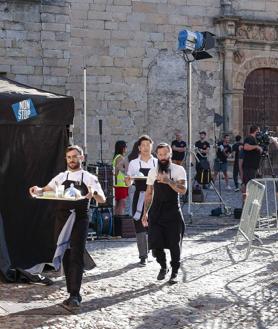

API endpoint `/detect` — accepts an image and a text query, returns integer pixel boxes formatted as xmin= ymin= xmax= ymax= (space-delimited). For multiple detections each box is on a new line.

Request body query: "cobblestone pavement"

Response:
xmin=0 ymin=182 xmax=277 ymax=329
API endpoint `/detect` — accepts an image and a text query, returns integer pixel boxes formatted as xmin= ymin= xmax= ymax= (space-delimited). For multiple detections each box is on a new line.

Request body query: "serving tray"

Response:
xmin=32 ymin=195 xmax=86 ymax=201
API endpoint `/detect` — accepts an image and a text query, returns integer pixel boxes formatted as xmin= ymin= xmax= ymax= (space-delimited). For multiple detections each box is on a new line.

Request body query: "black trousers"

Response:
xmin=233 ymin=163 xmax=239 ymax=188
xmin=55 ymin=210 xmax=89 ymax=296
xmin=153 ymin=245 xmax=181 ymax=272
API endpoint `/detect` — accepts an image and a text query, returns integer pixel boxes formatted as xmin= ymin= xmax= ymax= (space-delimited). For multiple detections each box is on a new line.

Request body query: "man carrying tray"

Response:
xmin=29 ymin=145 xmax=106 ymax=308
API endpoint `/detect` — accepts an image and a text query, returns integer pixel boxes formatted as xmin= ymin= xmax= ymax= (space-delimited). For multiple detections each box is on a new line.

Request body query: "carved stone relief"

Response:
xmin=233 ymin=49 xmax=245 ymax=64
xmin=236 ymin=24 xmax=277 ymax=42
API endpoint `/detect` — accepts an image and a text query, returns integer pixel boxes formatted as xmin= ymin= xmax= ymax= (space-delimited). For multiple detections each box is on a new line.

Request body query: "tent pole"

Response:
xmin=83 ymin=66 xmax=87 ymax=166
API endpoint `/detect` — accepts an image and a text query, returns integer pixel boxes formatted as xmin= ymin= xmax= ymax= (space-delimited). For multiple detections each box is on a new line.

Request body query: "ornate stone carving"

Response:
xmin=233 ymin=49 xmax=245 ymax=64
xmin=236 ymin=24 xmax=277 ymax=41
xmin=226 ymin=21 xmax=236 ymax=36
xmin=221 ymin=0 xmax=233 ymax=16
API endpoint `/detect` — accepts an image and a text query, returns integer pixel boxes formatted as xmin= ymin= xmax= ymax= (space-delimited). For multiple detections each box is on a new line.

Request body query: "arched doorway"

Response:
xmin=243 ymin=68 xmax=278 ymax=173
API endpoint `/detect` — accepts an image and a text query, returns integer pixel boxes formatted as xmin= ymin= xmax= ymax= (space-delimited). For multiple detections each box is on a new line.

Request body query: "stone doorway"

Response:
xmin=243 ymin=68 xmax=278 ymax=174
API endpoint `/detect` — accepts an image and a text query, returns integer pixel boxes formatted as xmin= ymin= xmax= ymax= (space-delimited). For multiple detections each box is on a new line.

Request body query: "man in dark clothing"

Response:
xmin=142 ymin=143 xmax=187 ymax=284
xmin=171 ymin=131 xmax=187 ymax=165
xmin=232 ymin=135 xmax=243 ymax=191
xmin=242 ymin=125 xmax=263 ymax=200
xmin=213 ymin=134 xmax=232 ymax=190
xmin=195 ymin=131 xmax=210 ymax=188
xmin=195 ymin=131 xmax=210 ymax=162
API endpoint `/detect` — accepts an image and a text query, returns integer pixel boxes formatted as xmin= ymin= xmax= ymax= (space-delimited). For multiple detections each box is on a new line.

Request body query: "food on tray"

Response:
xmin=43 ymin=191 xmax=56 ymax=198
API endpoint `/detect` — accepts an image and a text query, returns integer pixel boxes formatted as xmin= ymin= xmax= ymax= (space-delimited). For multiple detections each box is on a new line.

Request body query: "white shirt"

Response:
xmin=48 ymin=169 xmax=105 ymax=198
xmin=127 ymin=155 xmax=157 ymax=176
xmin=147 ymin=163 xmax=187 ymax=189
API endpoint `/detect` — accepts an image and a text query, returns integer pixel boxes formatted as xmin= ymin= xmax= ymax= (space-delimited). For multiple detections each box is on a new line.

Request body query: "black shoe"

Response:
xmin=62 ymin=297 xmax=71 ymax=306
xmin=169 ymin=271 xmax=178 ymax=285
xmin=68 ymin=296 xmax=81 ymax=308
xmin=139 ymin=258 xmax=147 ymax=266
xmin=75 ymin=293 xmax=82 ymax=303
xmin=157 ymin=268 xmax=169 ymax=280
xmin=62 ymin=294 xmax=81 ymax=307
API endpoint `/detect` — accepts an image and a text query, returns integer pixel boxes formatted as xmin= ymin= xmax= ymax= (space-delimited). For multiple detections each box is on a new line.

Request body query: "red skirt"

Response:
xmin=114 ymin=186 xmax=128 ymax=201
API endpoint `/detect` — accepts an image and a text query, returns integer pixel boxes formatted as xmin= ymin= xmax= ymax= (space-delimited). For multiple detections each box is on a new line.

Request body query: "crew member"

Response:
xmin=29 ymin=145 xmax=106 ymax=308
xmin=213 ymin=134 xmax=232 ymax=190
xmin=142 ymin=143 xmax=187 ymax=284
xmin=171 ymin=130 xmax=187 ymax=165
xmin=195 ymin=131 xmax=210 ymax=188
xmin=242 ymin=125 xmax=263 ymax=201
xmin=232 ymin=135 xmax=243 ymax=192
xmin=125 ymin=135 xmax=157 ymax=266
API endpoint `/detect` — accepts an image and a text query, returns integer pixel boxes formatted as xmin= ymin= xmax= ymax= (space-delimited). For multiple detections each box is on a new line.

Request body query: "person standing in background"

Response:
xmin=195 ymin=131 xmax=210 ymax=162
xmin=195 ymin=131 xmax=210 ymax=188
xmin=213 ymin=134 xmax=232 ymax=190
xmin=242 ymin=125 xmax=262 ymax=201
xmin=171 ymin=130 xmax=187 ymax=165
xmin=112 ymin=141 xmax=128 ymax=216
xmin=232 ymin=135 xmax=243 ymax=192
xmin=118 ymin=141 xmax=140 ymax=216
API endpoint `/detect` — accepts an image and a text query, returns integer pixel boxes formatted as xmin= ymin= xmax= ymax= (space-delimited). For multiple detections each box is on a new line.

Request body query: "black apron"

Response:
xmin=132 ymin=160 xmax=155 ymax=233
xmin=55 ymin=172 xmax=90 ymax=295
xmin=148 ymin=170 xmax=185 ymax=250
xmin=56 ymin=172 xmax=90 ymax=215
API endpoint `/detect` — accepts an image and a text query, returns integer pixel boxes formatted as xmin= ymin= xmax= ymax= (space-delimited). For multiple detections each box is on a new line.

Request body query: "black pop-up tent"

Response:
xmin=0 ymin=77 xmax=74 ymax=279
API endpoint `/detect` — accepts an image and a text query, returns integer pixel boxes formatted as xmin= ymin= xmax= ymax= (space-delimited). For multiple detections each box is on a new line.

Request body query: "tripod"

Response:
xmin=182 ymin=149 xmax=232 ymax=217
xmin=257 ymin=151 xmax=276 ymax=178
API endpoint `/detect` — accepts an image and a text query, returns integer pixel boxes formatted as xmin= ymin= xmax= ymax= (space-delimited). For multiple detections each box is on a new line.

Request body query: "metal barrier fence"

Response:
xmin=235 ymin=179 xmax=275 ymax=260
xmin=254 ymin=178 xmax=278 ymax=231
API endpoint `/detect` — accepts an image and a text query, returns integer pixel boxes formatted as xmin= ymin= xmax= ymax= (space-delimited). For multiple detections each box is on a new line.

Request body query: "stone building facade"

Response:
xmin=1 ymin=0 xmax=278 ymax=163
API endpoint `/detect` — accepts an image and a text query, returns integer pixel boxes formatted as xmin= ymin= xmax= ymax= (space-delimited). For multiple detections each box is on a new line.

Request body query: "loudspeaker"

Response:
xmin=234 ymin=208 xmax=242 ymax=219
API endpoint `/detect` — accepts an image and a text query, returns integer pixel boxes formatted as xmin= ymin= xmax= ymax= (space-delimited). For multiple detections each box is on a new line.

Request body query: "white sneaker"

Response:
xmin=234 ymin=188 xmax=240 ymax=192
xmin=226 ymin=185 xmax=232 ymax=190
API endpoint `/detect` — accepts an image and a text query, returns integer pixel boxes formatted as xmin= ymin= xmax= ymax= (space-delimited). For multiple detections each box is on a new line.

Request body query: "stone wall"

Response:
xmin=1 ymin=0 xmax=278 ymax=162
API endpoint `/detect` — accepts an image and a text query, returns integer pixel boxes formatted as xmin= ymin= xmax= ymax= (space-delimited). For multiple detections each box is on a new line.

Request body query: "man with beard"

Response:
xmin=29 ymin=145 xmax=106 ymax=308
xmin=242 ymin=125 xmax=263 ymax=201
xmin=142 ymin=143 xmax=187 ymax=284
xmin=125 ymin=135 xmax=157 ymax=266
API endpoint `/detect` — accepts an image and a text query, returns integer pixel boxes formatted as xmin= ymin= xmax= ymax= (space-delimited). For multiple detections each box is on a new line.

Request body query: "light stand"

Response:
xmin=182 ymin=53 xmax=194 ymax=219
xmin=99 ymin=119 xmax=103 ymax=164
xmin=178 ymin=29 xmax=231 ymax=220
xmin=83 ymin=66 xmax=88 ymax=167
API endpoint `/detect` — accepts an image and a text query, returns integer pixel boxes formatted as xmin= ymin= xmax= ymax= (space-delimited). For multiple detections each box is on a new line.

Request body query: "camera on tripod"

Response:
xmin=256 ymin=128 xmax=272 ymax=153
